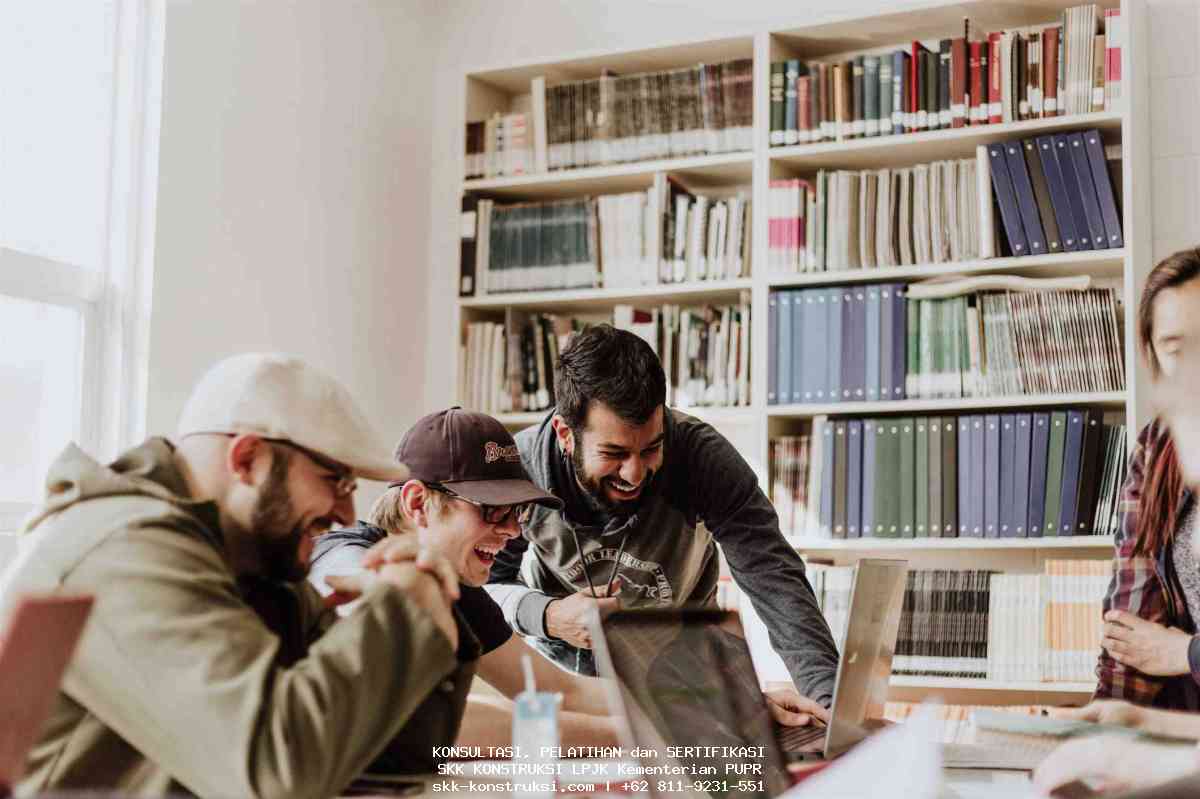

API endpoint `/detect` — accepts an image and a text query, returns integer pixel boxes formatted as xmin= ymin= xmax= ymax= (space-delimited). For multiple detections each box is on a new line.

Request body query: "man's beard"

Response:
xmin=251 ymin=450 xmax=308 ymax=583
xmin=571 ymin=440 xmax=652 ymax=515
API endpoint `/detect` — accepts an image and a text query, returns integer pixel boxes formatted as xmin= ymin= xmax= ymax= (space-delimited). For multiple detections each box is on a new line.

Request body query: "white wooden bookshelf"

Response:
xmin=450 ymin=0 xmax=1150 ymax=708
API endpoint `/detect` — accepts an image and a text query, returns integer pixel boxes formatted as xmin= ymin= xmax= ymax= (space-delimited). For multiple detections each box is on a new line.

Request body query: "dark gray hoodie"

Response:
xmin=484 ymin=409 xmax=839 ymax=705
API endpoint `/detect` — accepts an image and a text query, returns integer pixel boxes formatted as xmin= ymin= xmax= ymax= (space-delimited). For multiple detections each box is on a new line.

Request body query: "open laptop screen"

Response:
xmin=593 ymin=607 xmax=793 ymax=799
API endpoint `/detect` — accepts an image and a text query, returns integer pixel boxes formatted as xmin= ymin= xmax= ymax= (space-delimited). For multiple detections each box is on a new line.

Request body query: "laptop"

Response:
xmin=0 ymin=593 xmax=94 ymax=794
xmin=590 ymin=558 xmax=908 ymax=798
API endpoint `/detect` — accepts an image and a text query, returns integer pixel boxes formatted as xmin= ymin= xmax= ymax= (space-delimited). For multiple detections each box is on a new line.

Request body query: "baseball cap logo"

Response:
xmin=484 ymin=441 xmax=520 ymax=464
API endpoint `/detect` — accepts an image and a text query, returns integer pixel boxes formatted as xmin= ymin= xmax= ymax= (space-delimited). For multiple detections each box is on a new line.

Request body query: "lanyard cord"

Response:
xmin=570 ymin=526 xmax=631 ymax=599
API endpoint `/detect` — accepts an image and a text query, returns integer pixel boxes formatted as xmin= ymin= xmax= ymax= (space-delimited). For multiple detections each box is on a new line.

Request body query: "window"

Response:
xmin=0 ymin=1 xmax=164 ymax=531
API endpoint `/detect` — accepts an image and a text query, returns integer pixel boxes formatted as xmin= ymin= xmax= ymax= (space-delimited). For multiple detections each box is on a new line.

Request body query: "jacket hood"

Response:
xmin=22 ymin=438 xmax=212 ymax=534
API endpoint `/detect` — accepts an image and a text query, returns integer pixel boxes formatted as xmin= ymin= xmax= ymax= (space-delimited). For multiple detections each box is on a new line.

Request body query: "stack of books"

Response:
xmin=464 ymin=112 xmax=531 ymax=179
xmin=768 ymin=4 xmax=1122 ymax=145
xmin=767 ymin=280 xmax=1124 ymax=405
xmin=769 ymin=411 xmax=1127 ymax=539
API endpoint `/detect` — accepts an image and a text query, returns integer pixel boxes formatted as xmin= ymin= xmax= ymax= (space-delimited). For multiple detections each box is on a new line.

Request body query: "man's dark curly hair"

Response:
xmin=554 ymin=324 xmax=666 ymax=430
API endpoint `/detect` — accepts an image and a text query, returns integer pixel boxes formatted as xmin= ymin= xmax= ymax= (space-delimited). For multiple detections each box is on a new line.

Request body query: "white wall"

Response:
xmin=149 ymin=1 xmax=442 ymax=509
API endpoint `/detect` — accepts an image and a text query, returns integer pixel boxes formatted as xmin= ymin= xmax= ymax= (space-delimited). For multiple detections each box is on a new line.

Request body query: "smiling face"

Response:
xmin=557 ymin=402 xmax=665 ymax=512
xmin=403 ymin=482 xmax=522 ymax=587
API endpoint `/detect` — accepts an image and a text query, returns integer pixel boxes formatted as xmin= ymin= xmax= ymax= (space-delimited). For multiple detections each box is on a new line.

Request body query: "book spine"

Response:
xmin=769 ymin=63 xmax=785 ymax=146
xmin=852 ymin=56 xmax=866 ymax=138
xmin=784 ymin=60 xmax=800 ymax=146
xmin=864 ymin=56 xmax=880 ymax=137
xmin=951 ymin=37 xmax=967 ymax=128
xmin=938 ymin=39 xmax=952 ymax=128
xmin=987 ymin=32 xmax=1002 ymax=123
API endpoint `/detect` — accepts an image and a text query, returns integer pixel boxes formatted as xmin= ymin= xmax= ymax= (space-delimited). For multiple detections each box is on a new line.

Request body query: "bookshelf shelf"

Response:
xmin=787 ymin=535 xmax=1114 ymax=551
xmin=463 ymin=151 xmax=754 ymax=200
xmin=769 ymin=111 xmax=1123 ymax=171
xmin=768 ymin=392 xmax=1127 ymax=418
xmin=460 ymin=278 xmax=753 ymax=312
xmin=767 ymin=250 xmax=1126 ymax=289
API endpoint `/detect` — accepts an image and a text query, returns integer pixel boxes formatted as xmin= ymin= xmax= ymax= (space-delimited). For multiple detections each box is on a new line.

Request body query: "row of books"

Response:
xmin=767 ymin=158 xmax=983 ymax=274
xmin=768 ymin=410 xmax=1127 ymax=540
xmin=768 ymin=5 xmax=1122 ymax=145
xmin=767 ymin=128 xmax=1121 ymax=277
xmin=767 ymin=281 xmax=1124 ymax=405
xmin=809 ymin=562 xmax=1110 ymax=683
xmin=463 ymin=60 xmax=755 ymax=179
xmin=458 ymin=182 xmax=750 ymax=296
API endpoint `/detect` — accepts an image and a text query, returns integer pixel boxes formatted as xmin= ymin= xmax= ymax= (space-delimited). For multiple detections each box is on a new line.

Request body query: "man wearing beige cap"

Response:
xmin=1 ymin=353 xmax=472 ymax=798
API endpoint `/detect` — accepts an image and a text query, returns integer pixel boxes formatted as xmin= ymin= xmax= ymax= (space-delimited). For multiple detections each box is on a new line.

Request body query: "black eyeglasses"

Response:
xmin=425 ymin=483 xmax=534 ymax=526
xmin=265 ymin=438 xmax=357 ymax=498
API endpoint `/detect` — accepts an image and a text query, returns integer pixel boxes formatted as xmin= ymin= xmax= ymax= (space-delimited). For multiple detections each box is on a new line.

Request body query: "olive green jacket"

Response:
xmin=5 ymin=438 xmax=473 ymax=798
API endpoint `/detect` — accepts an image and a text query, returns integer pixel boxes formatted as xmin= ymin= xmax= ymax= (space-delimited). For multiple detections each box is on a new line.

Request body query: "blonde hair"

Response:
xmin=369 ymin=482 xmax=445 ymax=535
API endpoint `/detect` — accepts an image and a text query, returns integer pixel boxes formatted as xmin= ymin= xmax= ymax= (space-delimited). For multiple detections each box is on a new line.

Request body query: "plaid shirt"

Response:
xmin=1095 ymin=419 xmax=1200 ymax=709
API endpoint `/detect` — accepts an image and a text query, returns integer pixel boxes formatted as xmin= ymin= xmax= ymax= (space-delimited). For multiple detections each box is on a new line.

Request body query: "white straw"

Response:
xmin=522 ymin=653 xmax=536 ymax=694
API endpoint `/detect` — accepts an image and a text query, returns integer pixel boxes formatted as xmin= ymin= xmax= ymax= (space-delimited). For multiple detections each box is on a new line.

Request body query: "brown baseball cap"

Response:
xmin=393 ymin=407 xmax=562 ymax=510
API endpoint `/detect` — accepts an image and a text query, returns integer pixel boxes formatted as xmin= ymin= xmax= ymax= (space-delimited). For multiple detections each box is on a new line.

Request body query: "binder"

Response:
xmin=1022 ymin=138 xmax=1063 ymax=253
xmin=891 ymin=285 xmax=907 ymax=400
xmin=987 ymin=144 xmax=1029 ymax=256
xmin=1013 ymin=413 xmax=1033 ymax=537
xmin=778 ymin=291 xmax=794 ymax=406
xmin=1073 ymin=408 xmax=1105 ymax=533
xmin=767 ymin=292 xmax=780 ymax=404
xmin=1028 ymin=412 xmax=1051 ymax=537
xmin=839 ymin=287 xmax=856 ymax=401
xmin=984 ymin=414 xmax=1001 ymax=537
xmin=1083 ymin=129 xmax=1125 ymax=248
xmin=820 ymin=420 xmax=836 ymax=536
xmin=926 ymin=416 xmax=941 ymax=538
xmin=866 ymin=285 xmax=882 ymax=401
xmin=1003 ymin=141 xmax=1047 ymax=255
xmin=999 ymin=414 xmax=1018 ymax=537
xmin=847 ymin=420 xmax=864 ymax=537
xmin=833 ymin=420 xmax=848 ymax=538
xmin=880 ymin=284 xmax=895 ymax=404
xmin=970 ymin=415 xmax=986 ymax=537
xmin=1053 ymin=134 xmax=1095 ymax=250
xmin=899 ymin=418 xmax=916 ymax=537
xmin=1035 ymin=135 xmax=1082 ymax=251
xmin=827 ymin=289 xmax=843 ymax=404
xmin=862 ymin=418 xmax=878 ymax=538
xmin=1056 ymin=409 xmax=1087 ymax=536
xmin=877 ymin=419 xmax=900 ymax=536
xmin=941 ymin=418 xmax=958 ymax=537
xmin=1043 ymin=411 xmax=1068 ymax=536
xmin=848 ymin=287 xmax=868 ymax=401
xmin=957 ymin=416 xmax=973 ymax=536
xmin=802 ymin=290 xmax=826 ymax=402
xmin=1066 ymin=132 xmax=1110 ymax=251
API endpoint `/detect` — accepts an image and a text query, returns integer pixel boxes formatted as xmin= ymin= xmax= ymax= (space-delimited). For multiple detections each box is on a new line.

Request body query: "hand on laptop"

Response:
xmin=545 ymin=579 xmax=621 ymax=648
xmin=1033 ymin=735 xmax=1198 ymax=796
xmin=763 ymin=686 xmax=830 ymax=727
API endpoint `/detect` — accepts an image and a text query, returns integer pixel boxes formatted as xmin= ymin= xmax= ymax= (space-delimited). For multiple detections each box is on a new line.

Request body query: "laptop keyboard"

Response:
xmin=777 ymin=722 xmax=826 ymax=752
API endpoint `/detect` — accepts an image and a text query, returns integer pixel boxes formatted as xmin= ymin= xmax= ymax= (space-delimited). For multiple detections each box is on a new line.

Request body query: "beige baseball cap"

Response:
xmin=176 ymin=353 xmax=408 ymax=482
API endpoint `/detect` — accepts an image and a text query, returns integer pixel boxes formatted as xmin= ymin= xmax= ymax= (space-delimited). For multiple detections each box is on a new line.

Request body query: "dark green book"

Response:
xmin=928 ymin=416 xmax=943 ymax=538
xmin=915 ymin=418 xmax=930 ymax=537
xmin=899 ymin=417 xmax=916 ymax=537
xmin=833 ymin=420 xmax=848 ymax=538
xmin=941 ymin=418 xmax=958 ymax=537
xmin=1043 ymin=411 xmax=1069 ymax=536
xmin=875 ymin=419 xmax=900 ymax=537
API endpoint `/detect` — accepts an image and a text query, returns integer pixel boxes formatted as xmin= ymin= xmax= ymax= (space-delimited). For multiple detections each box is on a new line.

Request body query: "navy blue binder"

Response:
xmin=988 ymin=144 xmax=1029 ymax=256
xmin=1083 ymin=129 xmax=1124 ymax=249
xmin=847 ymin=420 xmax=863 ymax=538
xmin=768 ymin=292 xmax=780 ymax=405
xmin=984 ymin=414 xmax=1000 ymax=537
xmin=802 ymin=290 xmax=825 ymax=403
xmin=1066 ymin=132 xmax=1110 ymax=252
xmin=777 ymin=291 xmax=793 ymax=407
xmin=1013 ymin=413 xmax=1033 ymax=537
xmin=862 ymin=418 xmax=877 ymax=538
xmin=999 ymin=414 xmax=1017 ymax=537
xmin=1057 ymin=409 xmax=1087 ymax=536
xmin=827 ymin=289 xmax=843 ymax=404
xmin=891 ymin=285 xmax=907 ymax=400
xmin=820 ymin=419 xmax=835 ymax=536
xmin=840 ymin=287 xmax=856 ymax=402
xmin=1035 ymin=135 xmax=1083 ymax=252
xmin=1003 ymin=142 xmax=1047 ymax=255
xmin=1073 ymin=408 xmax=1105 ymax=533
xmin=866 ymin=285 xmax=882 ymax=401
xmin=957 ymin=415 xmax=972 ymax=536
xmin=1053 ymin=133 xmax=1095 ymax=250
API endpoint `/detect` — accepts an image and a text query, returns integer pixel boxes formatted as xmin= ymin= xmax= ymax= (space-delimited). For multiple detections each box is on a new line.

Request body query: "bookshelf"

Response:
xmin=451 ymin=0 xmax=1149 ymax=706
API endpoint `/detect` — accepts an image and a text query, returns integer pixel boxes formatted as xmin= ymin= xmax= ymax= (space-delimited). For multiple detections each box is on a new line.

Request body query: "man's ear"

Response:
xmin=550 ymin=414 xmax=575 ymax=456
xmin=226 ymin=434 xmax=270 ymax=487
xmin=399 ymin=480 xmax=429 ymax=527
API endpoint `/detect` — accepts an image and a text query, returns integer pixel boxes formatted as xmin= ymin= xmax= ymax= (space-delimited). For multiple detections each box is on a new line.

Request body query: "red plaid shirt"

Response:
xmin=1095 ymin=419 xmax=1200 ymax=709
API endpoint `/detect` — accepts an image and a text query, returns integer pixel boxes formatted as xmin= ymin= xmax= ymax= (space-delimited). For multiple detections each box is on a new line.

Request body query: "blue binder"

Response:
xmin=984 ymin=414 xmax=1000 ymax=537
xmin=1027 ymin=412 xmax=1051 ymax=537
xmin=768 ymin=292 xmax=779 ymax=405
xmin=891 ymin=285 xmax=907 ymax=400
xmin=827 ymin=289 xmax=843 ymax=404
xmin=866 ymin=285 xmax=882 ymax=401
xmin=849 ymin=287 xmax=868 ymax=401
xmin=777 ymin=291 xmax=793 ymax=407
xmin=957 ymin=415 xmax=972 ymax=536
xmin=820 ymin=419 xmax=836 ymax=536
xmin=999 ymin=414 xmax=1018 ymax=537
xmin=840 ymin=287 xmax=855 ymax=401
xmin=847 ymin=420 xmax=863 ymax=538
xmin=1083 ymin=129 xmax=1124 ymax=249
xmin=1057 ymin=409 xmax=1086 ymax=536
xmin=988 ymin=144 xmax=1029 ymax=257
xmin=802 ymin=290 xmax=825 ymax=403
xmin=970 ymin=415 xmax=986 ymax=537
xmin=1013 ymin=413 xmax=1033 ymax=537
xmin=862 ymin=418 xmax=878 ymax=538
xmin=1003 ymin=142 xmax=1047 ymax=255
xmin=1053 ymin=133 xmax=1095 ymax=250
xmin=1035 ymin=135 xmax=1083 ymax=252
xmin=1066 ymin=132 xmax=1110 ymax=252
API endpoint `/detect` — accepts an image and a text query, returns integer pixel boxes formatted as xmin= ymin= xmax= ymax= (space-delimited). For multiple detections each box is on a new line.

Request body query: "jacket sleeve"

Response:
xmin=485 ymin=533 xmax=555 ymax=639
xmin=60 ymin=522 xmax=458 ymax=799
xmin=1095 ymin=421 xmax=1169 ymax=705
xmin=679 ymin=421 xmax=840 ymax=706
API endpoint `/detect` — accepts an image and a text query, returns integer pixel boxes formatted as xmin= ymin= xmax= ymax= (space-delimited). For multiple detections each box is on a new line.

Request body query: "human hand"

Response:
xmin=1102 ymin=610 xmax=1193 ymax=676
xmin=360 ymin=534 xmax=460 ymax=602
xmin=1033 ymin=735 xmax=1197 ymax=795
xmin=763 ymin=687 xmax=830 ymax=727
xmin=545 ymin=580 xmax=621 ymax=649
xmin=1050 ymin=700 xmax=1144 ymax=730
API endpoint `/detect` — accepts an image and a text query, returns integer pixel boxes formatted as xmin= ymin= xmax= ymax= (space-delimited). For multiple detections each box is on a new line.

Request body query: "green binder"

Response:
xmin=1043 ymin=411 xmax=1068 ymax=536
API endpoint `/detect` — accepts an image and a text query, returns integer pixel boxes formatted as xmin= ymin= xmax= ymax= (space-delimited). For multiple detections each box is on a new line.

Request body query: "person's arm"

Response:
xmin=62 ymin=524 xmax=458 ymax=799
xmin=1056 ymin=699 xmax=1200 ymax=740
xmin=478 ymin=634 xmax=610 ymax=715
xmin=1095 ymin=421 xmax=1171 ymax=705
xmin=1033 ymin=735 xmax=1200 ymax=795
xmin=676 ymin=419 xmax=839 ymax=706
xmin=455 ymin=693 xmax=619 ymax=749
xmin=485 ymin=533 xmax=562 ymax=640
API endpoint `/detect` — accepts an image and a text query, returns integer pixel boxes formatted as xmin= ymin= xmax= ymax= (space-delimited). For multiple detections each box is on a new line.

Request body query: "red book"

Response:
xmin=797 ymin=75 xmax=812 ymax=142
xmin=968 ymin=40 xmax=983 ymax=125
xmin=987 ymin=32 xmax=1003 ymax=123
xmin=951 ymin=37 xmax=967 ymax=128
xmin=1043 ymin=25 xmax=1061 ymax=116
xmin=910 ymin=40 xmax=932 ymax=132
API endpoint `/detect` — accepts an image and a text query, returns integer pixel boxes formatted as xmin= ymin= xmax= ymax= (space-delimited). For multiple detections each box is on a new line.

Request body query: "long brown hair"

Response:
xmin=1133 ymin=248 xmax=1200 ymax=556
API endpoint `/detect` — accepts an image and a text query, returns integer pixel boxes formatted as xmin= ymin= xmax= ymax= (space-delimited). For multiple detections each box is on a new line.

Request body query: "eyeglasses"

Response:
xmin=425 ymin=483 xmax=534 ymax=526
xmin=265 ymin=439 xmax=358 ymax=498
